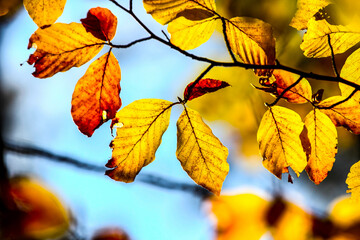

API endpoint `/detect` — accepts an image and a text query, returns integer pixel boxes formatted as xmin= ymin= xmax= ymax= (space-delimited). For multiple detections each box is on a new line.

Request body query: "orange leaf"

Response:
xmin=184 ymin=78 xmax=230 ymax=101
xmin=27 ymin=22 xmax=104 ymax=78
xmin=81 ymin=7 xmax=117 ymax=41
xmin=319 ymin=96 xmax=360 ymax=134
xmin=71 ymin=51 xmax=121 ymax=137
xmin=273 ymin=70 xmax=312 ymax=104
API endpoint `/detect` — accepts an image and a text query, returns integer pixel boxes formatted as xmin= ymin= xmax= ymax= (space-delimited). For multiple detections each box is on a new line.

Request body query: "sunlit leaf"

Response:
xmin=319 ymin=96 xmax=360 ymax=134
xmin=27 ymin=22 xmax=104 ymax=78
xmin=143 ymin=0 xmax=216 ymax=25
xmin=184 ymin=78 xmax=230 ymax=101
xmin=346 ymin=161 xmax=360 ymax=202
xmin=339 ymin=48 xmax=360 ymax=101
xmin=225 ymin=17 xmax=275 ymax=76
xmin=272 ymin=70 xmax=312 ymax=104
xmin=168 ymin=14 xmax=218 ymax=50
xmin=304 ymin=109 xmax=338 ymax=184
xmin=290 ymin=0 xmax=332 ymax=30
xmin=81 ymin=7 xmax=117 ymax=41
xmin=176 ymin=107 xmax=229 ymax=195
xmin=209 ymin=193 xmax=269 ymax=240
xmin=71 ymin=51 xmax=121 ymax=137
xmin=23 ymin=0 xmax=66 ymax=28
xmin=106 ymin=99 xmax=172 ymax=183
xmin=9 ymin=177 xmax=69 ymax=239
xmin=301 ymin=18 xmax=360 ymax=58
xmin=257 ymin=106 xmax=307 ymax=178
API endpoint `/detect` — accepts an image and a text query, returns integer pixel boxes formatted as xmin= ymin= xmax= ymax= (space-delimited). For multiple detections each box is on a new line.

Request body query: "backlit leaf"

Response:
xmin=290 ymin=0 xmax=332 ymax=30
xmin=346 ymin=161 xmax=360 ymax=202
xmin=27 ymin=22 xmax=104 ymax=78
xmin=301 ymin=18 xmax=360 ymax=58
xmin=24 ymin=0 xmax=66 ymax=28
xmin=273 ymin=70 xmax=312 ymax=104
xmin=319 ymin=96 xmax=360 ymax=134
xmin=81 ymin=7 xmax=117 ymax=41
xmin=209 ymin=193 xmax=269 ymax=240
xmin=168 ymin=14 xmax=218 ymax=50
xmin=257 ymin=106 xmax=307 ymax=178
xmin=225 ymin=17 xmax=275 ymax=76
xmin=176 ymin=107 xmax=229 ymax=195
xmin=304 ymin=109 xmax=338 ymax=184
xmin=339 ymin=48 xmax=360 ymax=101
xmin=143 ymin=0 xmax=216 ymax=25
xmin=106 ymin=99 xmax=172 ymax=183
xmin=71 ymin=51 xmax=121 ymax=137
xmin=9 ymin=177 xmax=69 ymax=239
xmin=184 ymin=78 xmax=230 ymax=101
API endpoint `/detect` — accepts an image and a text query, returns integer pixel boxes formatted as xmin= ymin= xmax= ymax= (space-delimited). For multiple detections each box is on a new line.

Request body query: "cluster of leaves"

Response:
xmin=23 ymin=0 xmax=360 ymax=199
xmin=209 ymin=192 xmax=360 ymax=240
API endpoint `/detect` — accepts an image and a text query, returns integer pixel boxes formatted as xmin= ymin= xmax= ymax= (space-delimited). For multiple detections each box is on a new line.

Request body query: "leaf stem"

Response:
xmin=327 ymin=35 xmax=340 ymax=78
xmin=316 ymin=89 xmax=358 ymax=109
xmin=266 ymin=76 xmax=303 ymax=107
xmin=221 ymin=17 xmax=238 ymax=63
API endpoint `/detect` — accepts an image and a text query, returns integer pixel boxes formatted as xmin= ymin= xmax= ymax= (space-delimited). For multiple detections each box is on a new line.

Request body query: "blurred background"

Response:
xmin=1 ymin=0 xmax=360 ymax=239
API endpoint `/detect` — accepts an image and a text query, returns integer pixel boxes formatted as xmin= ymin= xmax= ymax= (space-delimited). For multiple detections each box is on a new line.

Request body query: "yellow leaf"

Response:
xmin=339 ymin=48 xmax=360 ymax=101
xmin=346 ymin=160 xmax=360 ymax=202
xmin=225 ymin=17 xmax=275 ymax=76
xmin=9 ymin=177 xmax=69 ymax=239
xmin=289 ymin=0 xmax=332 ymax=30
xmin=304 ymin=109 xmax=338 ymax=184
xmin=319 ymin=96 xmax=360 ymax=134
xmin=71 ymin=51 xmax=121 ymax=137
xmin=106 ymin=99 xmax=172 ymax=183
xmin=24 ymin=0 xmax=66 ymax=27
xmin=27 ymin=22 xmax=104 ymax=78
xmin=168 ymin=14 xmax=218 ymax=50
xmin=143 ymin=0 xmax=216 ymax=25
xmin=257 ymin=106 xmax=307 ymax=178
xmin=300 ymin=18 xmax=360 ymax=58
xmin=272 ymin=70 xmax=312 ymax=104
xmin=209 ymin=193 xmax=269 ymax=240
xmin=176 ymin=107 xmax=229 ymax=195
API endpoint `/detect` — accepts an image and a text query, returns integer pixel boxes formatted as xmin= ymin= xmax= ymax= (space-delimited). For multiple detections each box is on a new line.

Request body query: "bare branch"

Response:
xmin=3 ymin=141 xmax=211 ymax=198
xmin=108 ymin=36 xmax=152 ymax=48
xmin=316 ymin=89 xmax=358 ymax=109
xmin=327 ymin=35 xmax=340 ymax=78
xmin=266 ymin=76 xmax=303 ymax=107
xmin=221 ymin=17 xmax=237 ymax=63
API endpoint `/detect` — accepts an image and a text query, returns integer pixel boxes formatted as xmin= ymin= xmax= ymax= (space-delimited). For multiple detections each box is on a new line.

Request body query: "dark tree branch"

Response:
xmin=221 ymin=17 xmax=237 ymax=63
xmin=266 ymin=76 xmax=303 ymax=107
xmin=316 ymin=89 xmax=358 ymax=109
xmin=3 ymin=141 xmax=211 ymax=198
xmin=108 ymin=36 xmax=152 ymax=48
xmin=327 ymin=35 xmax=340 ymax=78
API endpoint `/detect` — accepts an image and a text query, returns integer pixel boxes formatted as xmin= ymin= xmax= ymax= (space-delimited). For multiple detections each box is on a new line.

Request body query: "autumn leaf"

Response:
xmin=23 ymin=0 xmax=66 ymax=28
xmin=81 ymin=7 xmax=117 ymax=41
xmin=290 ymin=0 xmax=332 ymax=30
xmin=27 ymin=22 xmax=104 ymax=78
xmin=176 ymin=107 xmax=229 ymax=195
xmin=71 ymin=51 xmax=121 ymax=137
xmin=106 ymin=99 xmax=173 ymax=183
xmin=143 ymin=0 xmax=216 ymax=25
xmin=272 ymin=70 xmax=312 ymax=104
xmin=9 ymin=177 xmax=69 ymax=239
xmin=304 ymin=109 xmax=338 ymax=184
xmin=209 ymin=193 xmax=269 ymax=240
xmin=319 ymin=96 xmax=360 ymax=134
xmin=168 ymin=13 xmax=218 ymax=50
xmin=257 ymin=106 xmax=307 ymax=178
xmin=339 ymin=48 xmax=360 ymax=101
xmin=346 ymin=161 xmax=360 ymax=202
xmin=300 ymin=18 xmax=360 ymax=58
xmin=225 ymin=17 xmax=275 ymax=76
xmin=184 ymin=78 xmax=230 ymax=101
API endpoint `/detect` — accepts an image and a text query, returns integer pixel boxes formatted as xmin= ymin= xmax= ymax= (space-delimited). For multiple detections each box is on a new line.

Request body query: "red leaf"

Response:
xmin=184 ymin=78 xmax=230 ymax=101
xmin=81 ymin=7 xmax=117 ymax=41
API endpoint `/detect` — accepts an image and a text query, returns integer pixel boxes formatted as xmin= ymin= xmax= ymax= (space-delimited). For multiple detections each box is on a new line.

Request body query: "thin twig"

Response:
xmin=327 ymin=35 xmax=340 ymax=78
xmin=108 ymin=36 xmax=152 ymax=48
xmin=316 ymin=89 xmax=358 ymax=109
xmin=266 ymin=76 xmax=303 ymax=107
xmin=3 ymin=141 xmax=210 ymax=197
xmin=221 ymin=17 xmax=237 ymax=63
